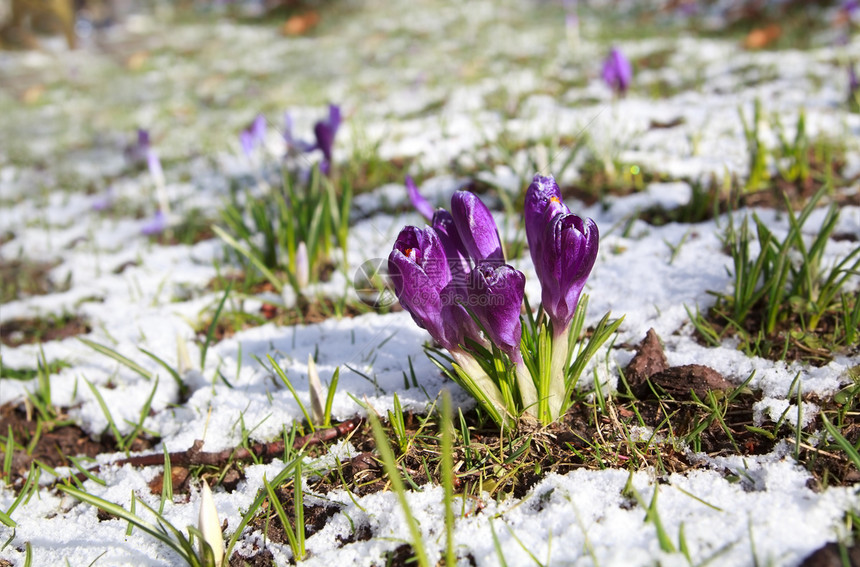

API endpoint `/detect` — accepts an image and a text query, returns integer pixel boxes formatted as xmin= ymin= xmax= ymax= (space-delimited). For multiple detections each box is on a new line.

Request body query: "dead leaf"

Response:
xmin=647 ymin=364 xmax=733 ymax=400
xmin=282 ymin=11 xmax=320 ymax=36
xmin=743 ymin=23 xmax=781 ymax=50
xmin=625 ymin=328 xmax=669 ymax=396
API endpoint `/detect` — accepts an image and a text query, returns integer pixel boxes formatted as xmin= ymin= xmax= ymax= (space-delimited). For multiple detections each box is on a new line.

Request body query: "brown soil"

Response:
xmin=0 ymin=257 xmax=67 ymax=303
xmin=0 ymin=314 xmax=91 ymax=347
xmin=0 ymin=402 xmax=154 ymax=488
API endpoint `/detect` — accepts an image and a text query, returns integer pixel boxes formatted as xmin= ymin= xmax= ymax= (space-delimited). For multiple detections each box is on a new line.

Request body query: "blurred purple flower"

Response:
xmin=283 ymin=112 xmax=316 ymax=154
xmin=602 ymin=47 xmax=633 ymax=96
xmin=141 ymin=210 xmax=167 ymax=236
xmin=91 ymin=187 xmax=114 ymax=211
xmin=239 ymin=114 xmax=267 ymax=159
xmin=406 ymin=176 xmax=434 ymax=220
xmin=282 ymin=104 xmax=341 ymax=175
xmin=124 ymin=128 xmax=151 ymax=166
xmin=313 ymin=104 xmax=341 ymax=175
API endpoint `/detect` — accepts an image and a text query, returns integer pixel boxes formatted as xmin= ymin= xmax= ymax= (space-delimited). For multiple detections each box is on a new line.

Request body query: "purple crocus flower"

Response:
xmin=313 ymin=104 xmax=341 ymax=175
xmin=540 ymin=213 xmax=599 ymax=333
xmin=283 ymin=112 xmax=316 ymax=154
xmin=406 ymin=176 xmax=434 ymax=220
xmin=388 ymin=226 xmax=457 ymax=349
xmin=602 ymin=47 xmax=633 ymax=96
xmin=524 ymin=175 xmax=569 ymax=271
xmin=282 ymin=105 xmax=341 ymax=175
xmin=141 ymin=210 xmax=167 ymax=236
xmin=124 ymin=128 xmax=151 ymax=166
xmin=240 ymin=114 xmax=267 ymax=159
xmin=468 ymin=262 xmax=525 ymax=362
xmin=525 ymin=174 xmax=598 ymax=334
xmin=450 ymin=191 xmax=504 ymax=264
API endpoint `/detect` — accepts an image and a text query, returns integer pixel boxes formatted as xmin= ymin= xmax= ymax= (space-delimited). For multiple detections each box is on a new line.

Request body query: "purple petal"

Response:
xmin=388 ymin=225 xmax=456 ymax=348
xmin=602 ymin=47 xmax=632 ymax=95
xmin=431 ymin=209 xmax=471 ymax=284
xmin=239 ymin=130 xmax=255 ymax=159
xmin=391 ymin=226 xmax=451 ymax=295
xmin=137 ymin=129 xmax=150 ymax=150
xmin=539 ymin=213 xmax=599 ymax=332
xmin=524 ymin=175 xmax=569 ymax=270
xmin=406 ymin=176 xmax=434 ymax=220
xmin=141 ymin=210 xmax=167 ymax=236
xmin=468 ymin=262 xmax=525 ymax=361
xmin=450 ymin=191 xmax=504 ymax=264
xmin=251 ymin=114 xmax=267 ymax=145
xmin=313 ymin=104 xmax=341 ymax=166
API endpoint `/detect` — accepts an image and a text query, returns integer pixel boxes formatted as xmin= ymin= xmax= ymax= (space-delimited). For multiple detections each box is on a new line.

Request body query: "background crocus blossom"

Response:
xmin=282 ymin=104 xmax=341 ymax=175
xmin=124 ymin=128 xmax=151 ymax=167
xmin=239 ymin=114 xmax=267 ymax=159
xmin=602 ymin=47 xmax=633 ymax=95
xmin=313 ymin=104 xmax=341 ymax=175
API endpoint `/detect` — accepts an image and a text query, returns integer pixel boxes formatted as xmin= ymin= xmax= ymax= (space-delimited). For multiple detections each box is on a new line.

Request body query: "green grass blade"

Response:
xmin=201 ymin=281 xmax=233 ymax=370
xmin=368 ymin=411 xmax=429 ymax=567
xmin=79 ymin=338 xmax=152 ymax=381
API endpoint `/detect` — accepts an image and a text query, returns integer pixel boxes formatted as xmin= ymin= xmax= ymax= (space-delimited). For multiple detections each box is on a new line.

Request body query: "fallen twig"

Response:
xmin=55 ymin=417 xmax=362 ymax=486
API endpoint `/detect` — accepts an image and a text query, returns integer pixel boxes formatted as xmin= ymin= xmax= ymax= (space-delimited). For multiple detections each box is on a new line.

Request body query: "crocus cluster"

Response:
xmin=284 ymin=104 xmax=341 ymax=175
xmin=391 ymin=174 xmax=603 ymax=425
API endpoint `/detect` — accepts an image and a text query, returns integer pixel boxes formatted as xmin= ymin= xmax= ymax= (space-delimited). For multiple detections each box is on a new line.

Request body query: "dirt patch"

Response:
xmin=0 ymin=402 xmax=154 ymax=488
xmin=0 ymin=257 xmax=68 ymax=303
xmin=0 ymin=314 xmax=91 ymax=347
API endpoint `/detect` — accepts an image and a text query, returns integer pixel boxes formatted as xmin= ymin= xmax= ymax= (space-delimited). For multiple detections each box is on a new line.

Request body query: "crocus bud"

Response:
xmin=388 ymin=226 xmax=454 ymax=348
xmin=198 ymin=482 xmax=224 ymax=567
xmin=468 ymin=262 xmax=525 ymax=362
xmin=450 ymin=191 xmax=504 ymax=264
xmin=538 ymin=213 xmax=599 ymax=334
xmin=524 ymin=175 xmax=570 ymax=275
xmin=313 ymin=104 xmax=341 ymax=175
xmin=602 ymin=47 xmax=632 ymax=96
xmin=295 ymin=241 xmax=309 ymax=290
xmin=406 ymin=176 xmax=434 ymax=220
